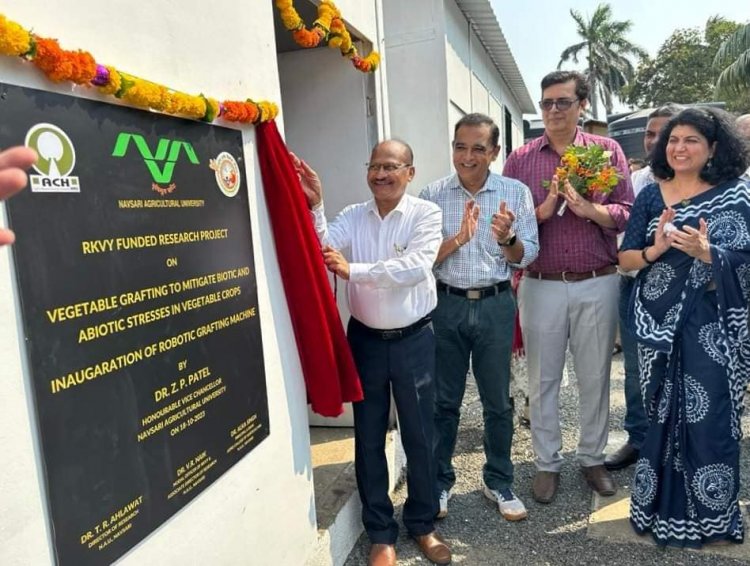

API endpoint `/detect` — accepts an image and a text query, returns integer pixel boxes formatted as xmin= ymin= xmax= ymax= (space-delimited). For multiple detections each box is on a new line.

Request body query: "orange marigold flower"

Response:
xmin=33 ymin=37 xmax=96 ymax=84
xmin=222 ymin=100 xmax=259 ymax=123
xmin=292 ymin=27 xmax=323 ymax=48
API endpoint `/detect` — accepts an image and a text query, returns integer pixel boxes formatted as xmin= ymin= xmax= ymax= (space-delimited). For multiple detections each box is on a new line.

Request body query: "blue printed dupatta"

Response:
xmin=623 ymin=178 xmax=750 ymax=547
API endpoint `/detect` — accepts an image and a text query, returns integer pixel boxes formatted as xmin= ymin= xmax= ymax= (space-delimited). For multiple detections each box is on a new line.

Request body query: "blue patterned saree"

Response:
xmin=621 ymin=178 xmax=750 ymax=547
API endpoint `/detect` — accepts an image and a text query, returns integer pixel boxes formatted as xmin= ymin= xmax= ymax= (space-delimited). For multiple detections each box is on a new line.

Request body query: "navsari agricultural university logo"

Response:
xmin=111 ymin=133 xmax=200 ymax=195
xmin=25 ymin=123 xmax=80 ymax=193
xmin=209 ymin=152 xmax=241 ymax=197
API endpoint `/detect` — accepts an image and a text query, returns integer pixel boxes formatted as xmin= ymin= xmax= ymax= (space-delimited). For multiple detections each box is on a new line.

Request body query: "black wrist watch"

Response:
xmin=499 ymin=233 xmax=517 ymax=247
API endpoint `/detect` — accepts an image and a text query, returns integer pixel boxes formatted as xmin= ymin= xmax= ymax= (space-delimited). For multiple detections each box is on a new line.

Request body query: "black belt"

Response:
xmin=437 ymin=281 xmax=510 ymax=300
xmin=525 ymin=265 xmax=617 ymax=283
xmin=351 ymin=316 xmax=431 ymax=341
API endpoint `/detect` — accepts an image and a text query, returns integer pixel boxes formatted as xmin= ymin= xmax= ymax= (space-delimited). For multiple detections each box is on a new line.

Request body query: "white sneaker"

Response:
xmin=436 ymin=489 xmax=451 ymax=519
xmin=483 ymin=485 xmax=528 ymax=521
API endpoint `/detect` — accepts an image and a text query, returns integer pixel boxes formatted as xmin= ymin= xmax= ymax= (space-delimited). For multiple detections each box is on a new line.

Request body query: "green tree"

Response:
xmin=558 ymin=3 xmax=647 ymax=118
xmin=714 ymin=23 xmax=750 ymax=95
xmin=626 ymin=17 xmax=750 ymax=113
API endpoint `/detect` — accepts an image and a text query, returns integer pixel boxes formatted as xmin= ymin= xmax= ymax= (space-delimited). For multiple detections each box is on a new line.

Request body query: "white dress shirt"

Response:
xmin=618 ymin=166 xmax=657 ymax=277
xmin=631 ymin=165 xmax=655 ymax=197
xmin=312 ymin=194 xmax=442 ymax=330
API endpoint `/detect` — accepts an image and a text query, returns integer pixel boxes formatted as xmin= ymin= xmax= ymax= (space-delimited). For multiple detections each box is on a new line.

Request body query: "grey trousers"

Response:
xmin=518 ymin=274 xmax=619 ymax=471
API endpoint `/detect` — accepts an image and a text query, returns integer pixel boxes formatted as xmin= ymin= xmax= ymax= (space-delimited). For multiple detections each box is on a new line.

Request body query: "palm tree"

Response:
xmin=714 ymin=23 xmax=750 ymax=94
xmin=557 ymin=3 xmax=647 ymax=119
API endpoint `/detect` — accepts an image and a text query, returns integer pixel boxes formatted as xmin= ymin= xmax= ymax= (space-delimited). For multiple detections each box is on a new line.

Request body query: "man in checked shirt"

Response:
xmin=420 ymin=113 xmax=539 ymax=522
xmin=503 ymin=70 xmax=633 ymax=503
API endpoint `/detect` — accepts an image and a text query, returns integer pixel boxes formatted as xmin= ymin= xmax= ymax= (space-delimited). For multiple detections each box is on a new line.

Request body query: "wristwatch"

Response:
xmin=499 ymin=233 xmax=517 ymax=247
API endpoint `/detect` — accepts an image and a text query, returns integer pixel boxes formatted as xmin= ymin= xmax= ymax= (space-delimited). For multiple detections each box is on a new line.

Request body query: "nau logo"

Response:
xmin=209 ymin=152 xmax=241 ymax=197
xmin=25 ymin=123 xmax=80 ymax=193
xmin=111 ymin=133 xmax=200 ymax=195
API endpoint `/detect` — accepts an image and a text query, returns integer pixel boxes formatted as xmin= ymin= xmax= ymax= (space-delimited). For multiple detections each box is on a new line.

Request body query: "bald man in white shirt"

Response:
xmin=293 ymin=140 xmax=451 ymax=566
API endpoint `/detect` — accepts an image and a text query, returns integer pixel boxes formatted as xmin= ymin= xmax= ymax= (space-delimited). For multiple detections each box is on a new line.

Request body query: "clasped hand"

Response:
xmin=655 ymin=208 xmax=711 ymax=263
xmin=560 ymin=178 xmax=594 ymax=218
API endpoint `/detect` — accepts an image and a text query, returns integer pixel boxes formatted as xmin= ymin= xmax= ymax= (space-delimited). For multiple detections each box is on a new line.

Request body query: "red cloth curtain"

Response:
xmin=511 ymin=270 xmax=524 ymax=357
xmin=255 ymin=120 xmax=362 ymax=417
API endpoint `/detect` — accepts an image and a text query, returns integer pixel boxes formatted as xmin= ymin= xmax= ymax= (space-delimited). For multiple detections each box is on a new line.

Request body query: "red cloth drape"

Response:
xmin=255 ymin=120 xmax=362 ymax=417
xmin=511 ymin=270 xmax=524 ymax=357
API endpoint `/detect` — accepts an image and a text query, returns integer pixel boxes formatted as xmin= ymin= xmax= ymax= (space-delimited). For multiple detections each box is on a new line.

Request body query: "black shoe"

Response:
xmin=604 ymin=443 xmax=639 ymax=471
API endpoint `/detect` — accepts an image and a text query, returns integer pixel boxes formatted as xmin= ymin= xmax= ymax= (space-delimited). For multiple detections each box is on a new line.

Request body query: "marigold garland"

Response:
xmin=0 ymin=14 xmax=32 ymax=56
xmin=0 ymin=12 xmax=278 ymax=125
xmin=33 ymin=37 xmax=97 ymax=84
xmin=275 ymin=0 xmax=380 ymax=73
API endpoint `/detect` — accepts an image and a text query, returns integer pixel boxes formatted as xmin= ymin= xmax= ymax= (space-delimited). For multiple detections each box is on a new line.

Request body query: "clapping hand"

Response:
xmin=653 ymin=207 xmax=676 ymax=255
xmin=670 ymin=218 xmax=711 ymax=262
xmin=491 ymin=201 xmax=515 ymax=243
xmin=537 ymin=175 xmax=561 ymax=221
xmin=456 ymin=199 xmax=479 ymax=245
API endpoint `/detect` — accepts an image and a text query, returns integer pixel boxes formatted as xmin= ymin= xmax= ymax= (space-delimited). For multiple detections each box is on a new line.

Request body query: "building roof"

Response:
xmin=454 ymin=0 xmax=535 ymax=114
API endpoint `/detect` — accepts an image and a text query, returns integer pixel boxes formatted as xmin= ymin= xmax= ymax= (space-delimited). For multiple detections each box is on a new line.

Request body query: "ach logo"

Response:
xmin=111 ymin=133 xmax=200 ymax=195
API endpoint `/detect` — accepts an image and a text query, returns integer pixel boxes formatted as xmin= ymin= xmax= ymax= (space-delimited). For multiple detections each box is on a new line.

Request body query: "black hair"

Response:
xmin=650 ymin=106 xmax=750 ymax=184
xmin=648 ymin=103 xmax=685 ymax=120
xmin=540 ymin=71 xmax=589 ymax=101
xmin=454 ymin=113 xmax=500 ymax=148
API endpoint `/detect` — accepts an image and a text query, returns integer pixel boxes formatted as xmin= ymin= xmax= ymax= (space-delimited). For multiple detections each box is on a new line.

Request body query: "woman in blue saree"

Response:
xmin=619 ymin=107 xmax=750 ymax=548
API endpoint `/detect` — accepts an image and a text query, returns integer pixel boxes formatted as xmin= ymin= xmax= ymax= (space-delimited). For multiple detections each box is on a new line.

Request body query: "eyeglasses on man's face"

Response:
xmin=366 ymin=162 xmax=412 ymax=173
xmin=538 ymin=98 xmax=579 ymax=111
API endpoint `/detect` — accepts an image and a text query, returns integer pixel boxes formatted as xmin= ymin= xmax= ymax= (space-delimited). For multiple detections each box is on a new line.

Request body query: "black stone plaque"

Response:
xmin=0 ymin=83 xmax=270 ymax=565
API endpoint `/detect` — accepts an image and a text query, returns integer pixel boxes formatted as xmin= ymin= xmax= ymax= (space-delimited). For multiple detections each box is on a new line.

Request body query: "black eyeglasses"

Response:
xmin=366 ymin=163 xmax=412 ymax=173
xmin=538 ymin=98 xmax=579 ymax=111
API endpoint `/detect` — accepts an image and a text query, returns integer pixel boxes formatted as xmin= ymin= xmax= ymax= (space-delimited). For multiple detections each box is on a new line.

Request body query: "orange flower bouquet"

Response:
xmin=544 ymin=144 xmax=621 ymax=215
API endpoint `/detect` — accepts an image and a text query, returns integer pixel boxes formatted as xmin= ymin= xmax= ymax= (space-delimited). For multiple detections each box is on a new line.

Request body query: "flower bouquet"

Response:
xmin=543 ymin=144 xmax=621 ymax=216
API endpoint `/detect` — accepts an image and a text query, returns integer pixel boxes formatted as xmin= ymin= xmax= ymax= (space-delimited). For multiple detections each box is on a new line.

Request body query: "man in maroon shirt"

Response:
xmin=503 ymin=71 xmax=633 ymax=503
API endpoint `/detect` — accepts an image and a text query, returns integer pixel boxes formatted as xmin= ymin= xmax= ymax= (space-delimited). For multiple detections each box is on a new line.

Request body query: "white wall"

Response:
xmin=443 ymin=0 xmax=527 ymax=170
xmin=0 ymin=1 xmax=317 ymax=564
xmin=278 ymin=45 xmax=378 ymax=427
xmin=279 ymin=49 xmax=376 ymax=222
xmin=382 ymin=0 xmax=452 ymax=194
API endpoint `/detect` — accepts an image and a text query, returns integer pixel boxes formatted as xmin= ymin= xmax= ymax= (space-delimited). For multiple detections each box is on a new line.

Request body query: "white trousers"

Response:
xmin=518 ymin=274 xmax=619 ymax=471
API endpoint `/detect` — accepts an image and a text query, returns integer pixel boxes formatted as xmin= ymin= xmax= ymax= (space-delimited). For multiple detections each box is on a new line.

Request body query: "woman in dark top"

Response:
xmin=619 ymin=106 xmax=750 ymax=547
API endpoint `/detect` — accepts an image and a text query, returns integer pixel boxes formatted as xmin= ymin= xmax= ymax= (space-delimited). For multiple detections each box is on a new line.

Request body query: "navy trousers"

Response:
xmin=432 ymin=288 xmax=516 ymax=492
xmin=348 ymin=317 xmax=438 ymax=544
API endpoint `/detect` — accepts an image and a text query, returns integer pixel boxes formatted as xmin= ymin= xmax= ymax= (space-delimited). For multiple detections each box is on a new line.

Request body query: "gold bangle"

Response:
xmin=454 ymin=236 xmax=464 ymax=247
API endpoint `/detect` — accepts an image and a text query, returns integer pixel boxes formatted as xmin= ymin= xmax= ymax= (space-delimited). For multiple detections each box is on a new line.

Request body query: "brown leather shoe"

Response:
xmin=413 ymin=531 xmax=451 ymax=565
xmin=532 ymin=471 xmax=560 ymax=504
xmin=582 ymin=464 xmax=617 ymax=496
xmin=368 ymin=543 xmax=396 ymax=566
xmin=604 ymin=443 xmax=639 ymax=471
